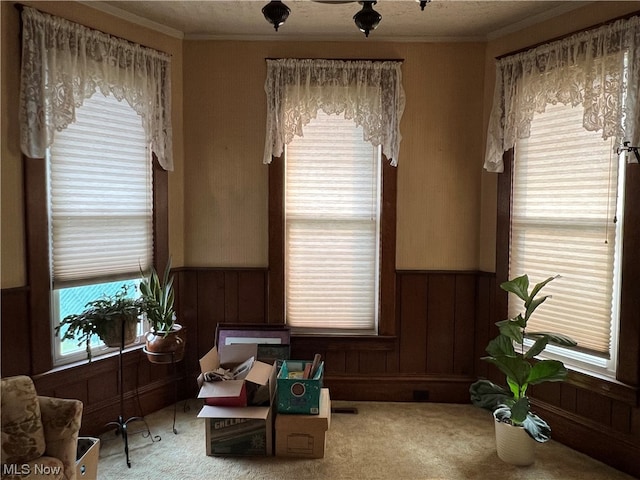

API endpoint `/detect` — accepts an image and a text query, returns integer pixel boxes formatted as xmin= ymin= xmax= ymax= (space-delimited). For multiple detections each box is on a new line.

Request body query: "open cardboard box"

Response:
xmin=198 ymin=350 xmax=278 ymax=456
xmin=197 ymin=343 xmax=275 ymax=407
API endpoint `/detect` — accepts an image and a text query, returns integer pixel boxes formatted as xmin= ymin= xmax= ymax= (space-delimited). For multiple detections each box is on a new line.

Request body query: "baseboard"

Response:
xmin=532 ymin=399 xmax=640 ymax=478
xmin=324 ymin=374 xmax=476 ymax=403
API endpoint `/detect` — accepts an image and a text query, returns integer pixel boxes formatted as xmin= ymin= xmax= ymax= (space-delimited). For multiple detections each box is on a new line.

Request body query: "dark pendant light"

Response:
xmin=262 ymin=0 xmax=428 ymax=37
xmin=262 ymin=0 xmax=290 ymax=32
xmin=353 ymin=1 xmax=381 ymax=38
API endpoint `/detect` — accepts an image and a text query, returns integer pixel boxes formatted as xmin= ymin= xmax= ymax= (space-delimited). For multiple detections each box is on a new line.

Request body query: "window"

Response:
xmin=511 ymin=102 xmax=625 ymax=376
xmin=48 ymin=93 xmax=152 ymax=365
xmin=265 ymin=59 xmax=402 ymax=335
xmin=20 ymin=6 xmax=171 ymax=373
xmin=284 ymin=112 xmax=381 ymax=333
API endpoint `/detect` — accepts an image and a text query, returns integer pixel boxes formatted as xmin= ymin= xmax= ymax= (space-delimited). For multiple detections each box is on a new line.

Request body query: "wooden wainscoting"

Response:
xmin=3 ymin=268 xmax=639 ymax=477
xmin=1 ymin=286 xmax=31 ymax=376
xmin=178 ymin=268 xmax=481 ymax=403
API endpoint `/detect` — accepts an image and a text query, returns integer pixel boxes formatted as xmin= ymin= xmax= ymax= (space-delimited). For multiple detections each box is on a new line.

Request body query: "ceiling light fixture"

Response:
xmin=262 ymin=0 xmax=291 ymax=32
xmin=261 ymin=0 xmax=430 ymax=38
xmin=353 ymin=1 xmax=381 ymax=38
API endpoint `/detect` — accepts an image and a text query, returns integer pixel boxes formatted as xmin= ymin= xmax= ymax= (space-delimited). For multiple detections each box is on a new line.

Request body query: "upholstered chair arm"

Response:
xmin=38 ymin=396 xmax=83 ymax=480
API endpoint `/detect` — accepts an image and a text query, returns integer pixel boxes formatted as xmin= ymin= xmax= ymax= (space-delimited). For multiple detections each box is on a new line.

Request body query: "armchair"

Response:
xmin=1 ymin=375 xmax=83 ymax=480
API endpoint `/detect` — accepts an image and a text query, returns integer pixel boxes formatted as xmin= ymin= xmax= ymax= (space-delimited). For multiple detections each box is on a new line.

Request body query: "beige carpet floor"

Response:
xmin=97 ymin=398 xmax=635 ymax=480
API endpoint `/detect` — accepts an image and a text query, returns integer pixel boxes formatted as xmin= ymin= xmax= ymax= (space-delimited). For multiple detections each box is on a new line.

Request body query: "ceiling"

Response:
xmin=90 ymin=1 xmax=590 ymax=42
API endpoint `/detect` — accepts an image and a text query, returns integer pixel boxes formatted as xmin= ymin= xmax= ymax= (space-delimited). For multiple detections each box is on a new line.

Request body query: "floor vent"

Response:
xmin=413 ymin=390 xmax=430 ymax=402
xmin=331 ymin=407 xmax=359 ymax=414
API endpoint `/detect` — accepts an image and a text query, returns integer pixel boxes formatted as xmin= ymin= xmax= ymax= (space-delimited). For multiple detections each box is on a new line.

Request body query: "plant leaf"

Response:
xmin=497 ymin=319 xmax=523 ymax=344
xmin=469 ymin=380 xmax=512 ymax=411
xmin=485 ymin=335 xmax=516 ymax=358
xmin=524 ymin=336 xmax=548 ymax=359
xmin=525 ymin=294 xmax=551 ymax=321
xmin=523 ymin=411 xmax=551 ymax=442
xmin=493 ymin=405 xmax=512 ymax=422
xmin=500 ymin=275 xmax=529 ymax=302
xmin=510 ymin=397 xmax=530 ymax=425
xmin=484 ymin=355 xmax=530 ymax=388
xmin=527 ymin=359 xmax=568 ymax=384
xmin=528 ymin=332 xmax=578 ymax=347
xmin=528 ymin=275 xmax=559 ymax=302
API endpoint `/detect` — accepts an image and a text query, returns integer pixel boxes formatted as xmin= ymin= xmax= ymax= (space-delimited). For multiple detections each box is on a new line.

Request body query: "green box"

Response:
xmin=277 ymin=360 xmax=324 ymax=414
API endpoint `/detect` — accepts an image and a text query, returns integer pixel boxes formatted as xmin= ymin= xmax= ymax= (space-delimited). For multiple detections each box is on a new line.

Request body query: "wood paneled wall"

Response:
xmin=2 ymin=268 xmax=638 ymax=477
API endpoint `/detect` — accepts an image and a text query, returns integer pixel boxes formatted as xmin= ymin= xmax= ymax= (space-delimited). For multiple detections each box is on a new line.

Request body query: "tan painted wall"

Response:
xmin=0 ymin=1 xmax=184 ymax=288
xmin=478 ymin=2 xmax=640 ymax=272
xmin=183 ymin=41 xmax=486 ymax=270
xmin=4 ymin=1 xmax=632 ymax=286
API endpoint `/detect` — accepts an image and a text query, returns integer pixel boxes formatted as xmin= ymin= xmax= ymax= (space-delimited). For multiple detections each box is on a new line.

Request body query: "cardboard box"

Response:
xmin=277 ymin=360 xmax=324 ymax=414
xmin=197 ymin=344 xmax=274 ymax=407
xmin=76 ymin=437 xmax=100 ymax=479
xmin=199 ymin=405 xmax=273 ymax=456
xmin=276 ymin=389 xmax=331 ymax=458
xmin=198 ymin=356 xmax=277 ymax=456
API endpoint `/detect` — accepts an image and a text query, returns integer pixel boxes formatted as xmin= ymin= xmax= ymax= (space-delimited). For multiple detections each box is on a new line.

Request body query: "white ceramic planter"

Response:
xmin=494 ymin=418 xmax=536 ymax=466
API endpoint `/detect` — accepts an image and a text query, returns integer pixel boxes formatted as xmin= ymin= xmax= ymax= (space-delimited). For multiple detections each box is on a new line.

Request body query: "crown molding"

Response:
xmin=184 ymin=34 xmax=486 ymax=43
xmin=80 ymin=1 xmax=185 ymax=39
xmin=486 ymin=1 xmax=591 ymax=41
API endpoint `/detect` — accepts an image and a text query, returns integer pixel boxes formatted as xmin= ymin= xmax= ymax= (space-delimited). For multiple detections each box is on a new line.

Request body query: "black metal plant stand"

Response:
xmin=141 ymin=348 xmax=182 ymax=434
xmin=105 ymin=318 xmax=160 ymax=468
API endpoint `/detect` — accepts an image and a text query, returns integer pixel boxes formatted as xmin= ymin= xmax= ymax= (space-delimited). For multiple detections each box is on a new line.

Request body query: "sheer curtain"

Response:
xmin=263 ymin=58 xmax=405 ymax=166
xmin=484 ymin=15 xmax=640 ymax=173
xmin=19 ymin=6 xmax=173 ymax=170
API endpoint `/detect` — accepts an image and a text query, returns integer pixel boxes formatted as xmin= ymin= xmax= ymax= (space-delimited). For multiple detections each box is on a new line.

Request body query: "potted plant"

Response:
xmin=139 ymin=258 xmax=186 ymax=364
xmin=469 ymin=274 xmax=577 ymax=466
xmin=54 ymin=284 xmax=141 ymax=361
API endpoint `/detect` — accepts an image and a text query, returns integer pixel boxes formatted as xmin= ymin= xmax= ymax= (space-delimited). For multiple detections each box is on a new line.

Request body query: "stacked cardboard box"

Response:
xmin=275 ymin=388 xmax=331 ymax=458
xmin=277 ymin=359 xmax=324 ymax=414
xmin=196 ymin=327 xmax=334 ymax=459
xmin=197 ymin=343 xmax=278 ymax=456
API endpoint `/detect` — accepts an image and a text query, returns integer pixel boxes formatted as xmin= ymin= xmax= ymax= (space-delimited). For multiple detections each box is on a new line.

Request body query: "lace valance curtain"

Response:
xmin=263 ymin=58 xmax=405 ymax=166
xmin=484 ymin=15 xmax=640 ymax=173
xmin=19 ymin=7 xmax=174 ymax=171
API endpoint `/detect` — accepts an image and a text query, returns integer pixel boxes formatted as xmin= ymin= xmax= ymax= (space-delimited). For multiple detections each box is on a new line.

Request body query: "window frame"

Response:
xmin=25 ymin=152 xmax=168 ymax=374
xmin=268 ymin=141 xmax=397 ymax=337
xmin=496 ymin=149 xmax=640 ymax=391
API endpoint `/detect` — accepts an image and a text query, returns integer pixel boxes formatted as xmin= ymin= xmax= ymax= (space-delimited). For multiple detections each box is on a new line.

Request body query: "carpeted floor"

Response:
xmin=97 ymin=398 xmax=635 ymax=480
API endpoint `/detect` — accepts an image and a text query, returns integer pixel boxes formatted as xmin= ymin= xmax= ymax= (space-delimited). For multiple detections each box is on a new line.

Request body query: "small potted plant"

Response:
xmin=139 ymin=258 xmax=186 ymax=364
xmin=54 ymin=284 xmax=141 ymax=361
xmin=469 ymin=274 xmax=577 ymax=466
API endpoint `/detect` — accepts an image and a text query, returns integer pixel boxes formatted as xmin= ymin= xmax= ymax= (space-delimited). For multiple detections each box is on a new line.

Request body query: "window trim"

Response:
xmin=24 ymin=153 xmax=168 ymax=374
xmin=496 ymin=149 xmax=640 ymax=392
xmin=268 ymin=153 xmax=397 ymax=336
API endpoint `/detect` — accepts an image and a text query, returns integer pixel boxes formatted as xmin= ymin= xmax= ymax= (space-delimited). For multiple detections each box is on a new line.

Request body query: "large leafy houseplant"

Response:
xmin=54 ymin=284 xmax=141 ymax=361
xmin=470 ymin=274 xmax=577 ymax=442
xmin=139 ymin=258 xmax=185 ymax=364
xmin=139 ymin=258 xmax=176 ymax=335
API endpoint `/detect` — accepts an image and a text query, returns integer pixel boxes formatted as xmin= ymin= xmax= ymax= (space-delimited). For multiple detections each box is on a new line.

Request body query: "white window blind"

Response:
xmin=285 ymin=111 xmax=381 ymax=332
xmin=511 ymin=102 xmax=623 ymax=358
xmin=49 ymin=93 xmax=152 ymax=288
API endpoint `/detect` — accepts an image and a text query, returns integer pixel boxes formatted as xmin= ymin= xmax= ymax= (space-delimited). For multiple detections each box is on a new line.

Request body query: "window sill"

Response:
xmin=35 ymin=343 xmax=145 ymax=379
xmin=291 ymin=334 xmax=396 ymax=352
xmin=566 ymin=368 xmax=639 ymax=406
